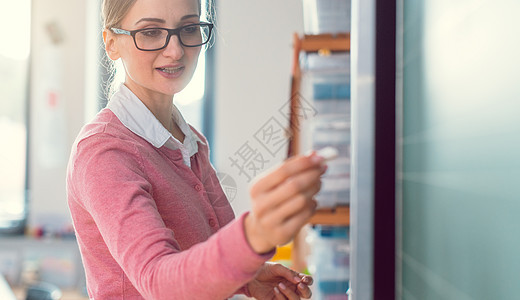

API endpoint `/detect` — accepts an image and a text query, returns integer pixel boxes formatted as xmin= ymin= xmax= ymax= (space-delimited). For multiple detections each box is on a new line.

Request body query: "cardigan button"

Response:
xmin=209 ymin=218 xmax=217 ymax=227
xmin=194 ymin=184 xmax=202 ymax=191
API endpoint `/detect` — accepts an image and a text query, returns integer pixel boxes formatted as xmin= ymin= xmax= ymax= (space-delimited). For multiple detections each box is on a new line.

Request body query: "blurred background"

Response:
xmin=4 ymin=0 xmax=520 ymax=299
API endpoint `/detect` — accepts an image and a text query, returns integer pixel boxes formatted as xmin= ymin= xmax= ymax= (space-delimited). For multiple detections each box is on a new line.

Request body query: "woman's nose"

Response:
xmin=162 ymin=34 xmax=184 ymax=59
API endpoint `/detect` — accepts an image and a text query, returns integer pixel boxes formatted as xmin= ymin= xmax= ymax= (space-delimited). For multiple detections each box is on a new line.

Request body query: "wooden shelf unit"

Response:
xmin=299 ymin=33 xmax=350 ymax=53
xmin=287 ymin=33 xmax=350 ymax=272
xmin=310 ymin=206 xmax=349 ymax=226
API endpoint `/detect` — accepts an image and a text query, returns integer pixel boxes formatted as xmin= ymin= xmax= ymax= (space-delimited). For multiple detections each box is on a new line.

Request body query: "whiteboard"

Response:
xmin=398 ymin=0 xmax=520 ymax=299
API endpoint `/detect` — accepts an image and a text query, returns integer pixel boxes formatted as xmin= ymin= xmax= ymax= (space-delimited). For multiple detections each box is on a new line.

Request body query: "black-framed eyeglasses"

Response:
xmin=111 ymin=22 xmax=213 ymax=51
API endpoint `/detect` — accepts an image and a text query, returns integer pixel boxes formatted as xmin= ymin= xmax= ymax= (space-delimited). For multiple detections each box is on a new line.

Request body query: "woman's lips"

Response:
xmin=156 ymin=66 xmax=185 ymax=78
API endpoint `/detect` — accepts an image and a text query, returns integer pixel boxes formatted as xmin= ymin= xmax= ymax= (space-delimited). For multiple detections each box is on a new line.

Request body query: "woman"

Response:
xmin=66 ymin=0 xmax=326 ymax=299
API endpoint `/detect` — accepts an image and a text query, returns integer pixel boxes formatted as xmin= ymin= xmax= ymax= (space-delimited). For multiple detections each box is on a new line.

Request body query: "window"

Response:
xmin=0 ymin=0 xmax=31 ymax=233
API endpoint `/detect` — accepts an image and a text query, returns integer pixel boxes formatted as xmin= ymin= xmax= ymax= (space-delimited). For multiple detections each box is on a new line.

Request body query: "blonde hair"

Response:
xmin=102 ymin=0 xmax=137 ymax=30
xmin=101 ymin=0 xmax=207 ymax=29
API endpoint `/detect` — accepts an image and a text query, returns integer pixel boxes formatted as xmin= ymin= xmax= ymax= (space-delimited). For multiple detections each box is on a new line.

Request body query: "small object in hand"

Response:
xmin=316 ymin=146 xmax=339 ymax=162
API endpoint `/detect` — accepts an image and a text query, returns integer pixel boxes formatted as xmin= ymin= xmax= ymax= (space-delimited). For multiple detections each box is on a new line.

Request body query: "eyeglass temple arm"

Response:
xmin=111 ymin=28 xmax=131 ymax=35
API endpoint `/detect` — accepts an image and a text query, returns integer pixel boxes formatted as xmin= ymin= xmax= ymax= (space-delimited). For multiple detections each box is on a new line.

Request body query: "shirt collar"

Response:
xmin=107 ymin=84 xmax=205 ymax=157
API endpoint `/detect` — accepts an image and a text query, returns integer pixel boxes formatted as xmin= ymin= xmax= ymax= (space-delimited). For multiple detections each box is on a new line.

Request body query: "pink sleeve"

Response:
xmin=72 ymin=135 xmax=272 ymax=299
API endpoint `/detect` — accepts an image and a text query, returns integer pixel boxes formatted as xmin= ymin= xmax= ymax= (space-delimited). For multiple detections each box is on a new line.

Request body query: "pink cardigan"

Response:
xmin=66 ymin=109 xmax=272 ymax=299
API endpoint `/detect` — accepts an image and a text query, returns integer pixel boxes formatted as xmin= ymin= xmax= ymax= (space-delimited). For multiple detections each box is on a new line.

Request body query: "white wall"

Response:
xmin=29 ymin=0 xmax=91 ymax=231
xmin=213 ymin=1 xmax=304 ymax=215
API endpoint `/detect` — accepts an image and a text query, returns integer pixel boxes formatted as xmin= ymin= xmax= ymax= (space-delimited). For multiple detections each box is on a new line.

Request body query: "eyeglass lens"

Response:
xmin=135 ymin=24 xmax=210 ymax=50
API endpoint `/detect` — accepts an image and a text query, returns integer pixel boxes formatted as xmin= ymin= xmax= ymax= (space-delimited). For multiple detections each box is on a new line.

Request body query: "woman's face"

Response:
xmin=106 ymin=0 xmax=201 ymax=100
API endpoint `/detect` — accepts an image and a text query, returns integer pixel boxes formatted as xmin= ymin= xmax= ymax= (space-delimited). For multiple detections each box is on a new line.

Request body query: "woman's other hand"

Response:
xmin=245 ymin=152 xmax=326 ymax=253
xmin=247 ymin=263 xmax=313 ymax=300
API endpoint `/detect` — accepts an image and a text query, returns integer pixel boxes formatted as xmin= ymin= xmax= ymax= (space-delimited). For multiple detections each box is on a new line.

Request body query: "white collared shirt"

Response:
xmin=107 ymin=84 xmax=204 ymax=167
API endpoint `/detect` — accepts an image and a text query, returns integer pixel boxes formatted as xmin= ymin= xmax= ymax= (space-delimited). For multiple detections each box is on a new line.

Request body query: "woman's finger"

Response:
xmin=257 ymin=190 xmax=317 ymax=241
xmin=272 ymin=192 xmax=317 ymax=225
xmin=250 ymin=153 xmax=323 ymax=196
xmin=258 ymin=165 xmax=323 ymax=212
xmin=254 ymin=195 xmax=317 ymax=248
xmin=251 ymin=167 xmax=322 ymax=221
xmin=274 ymin=286 xmax=287 ymax=300
xmin=299 ymin=274 xmax=314 ymax=286
xmin=279 ymin=198 xmax=318 ymax=234
xmin=267 ymin=263 xmax=304 ymax=285
xmin=278 ymin=282 xmax=301 ymax=300
xmin=296 ymin=282 xmax=313 ymax=299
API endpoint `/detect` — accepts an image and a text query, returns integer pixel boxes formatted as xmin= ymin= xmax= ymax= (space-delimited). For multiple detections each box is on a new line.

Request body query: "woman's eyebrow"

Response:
xmin=135 ymin=14 xmax=200 ymax=25
xmin=181 ymin=14 xmax=200 ymax=20
xmin=135 ymin=17 xmax=165 ymax=25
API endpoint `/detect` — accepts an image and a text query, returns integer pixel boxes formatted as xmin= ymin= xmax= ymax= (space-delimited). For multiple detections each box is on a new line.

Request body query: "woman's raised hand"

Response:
xmin=244 ymin=152 xmax=326 ymax=253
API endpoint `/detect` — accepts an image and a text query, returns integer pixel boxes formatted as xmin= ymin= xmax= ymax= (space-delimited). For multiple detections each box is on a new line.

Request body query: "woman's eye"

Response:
xmin=140 ymin=29 xmax=164 ymax=38
xmin=181 ymin=25 xmax=199 ymax=34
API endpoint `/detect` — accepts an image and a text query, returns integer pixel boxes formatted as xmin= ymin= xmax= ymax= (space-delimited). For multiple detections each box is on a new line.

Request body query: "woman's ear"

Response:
xmin=103 ymin=29 xmax=120 ymax=61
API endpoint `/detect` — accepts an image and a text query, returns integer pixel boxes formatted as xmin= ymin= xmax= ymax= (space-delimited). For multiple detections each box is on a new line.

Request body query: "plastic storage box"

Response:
xmin=311 ymin=72 xmax=350 ymax=117
xmin=312 ymin=117 xmax=350 ymax=158
xmin=307 ymin=226 xmax=349 ymax=300
xmin=316 ymin=175 xmax=350 ymax=207
xmin=311 ymin=117 xmax=350 ymax=206
xmin=302 ymin=0 xmax=351 ymax=34
xmin=302 ymin=53 xmax=350 ymax=73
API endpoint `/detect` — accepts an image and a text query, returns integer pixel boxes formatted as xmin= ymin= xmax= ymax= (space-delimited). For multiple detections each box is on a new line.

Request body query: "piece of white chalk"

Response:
xmin=316 ymin=146 xmax=339 ymax=162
